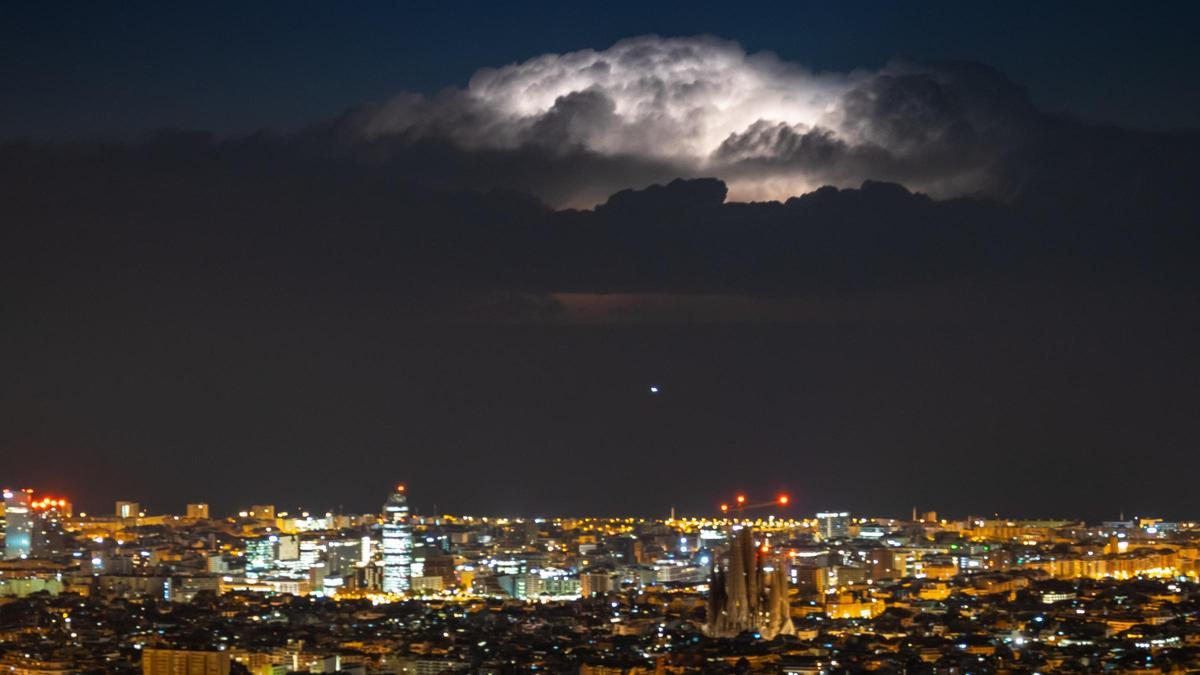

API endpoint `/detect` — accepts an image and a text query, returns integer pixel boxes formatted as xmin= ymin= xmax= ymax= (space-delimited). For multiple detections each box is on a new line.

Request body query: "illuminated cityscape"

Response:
xmin=5 ymin=1 xmax=1200 ymax=674
xmin=2 ymin=485 xmax=1200 ymax=673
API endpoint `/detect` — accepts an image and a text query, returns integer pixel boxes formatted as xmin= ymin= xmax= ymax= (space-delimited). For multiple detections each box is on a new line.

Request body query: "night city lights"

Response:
xmin=3 ymin=485 xmax=1200 ymax=673
xmin=4 ymin=1 xmax=1200 ymax=673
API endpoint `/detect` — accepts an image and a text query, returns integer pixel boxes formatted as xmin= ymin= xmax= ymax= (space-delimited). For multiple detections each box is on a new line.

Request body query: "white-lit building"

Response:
xmin=3 ymin=489 xmax=33 ymax=560
xmin=116 ymin=501 xmax=139 ymax=519
xmin=381 ymin=485 xmax=412 ymax=593
xmin=816 ymin=511 xmax=851 ymax=541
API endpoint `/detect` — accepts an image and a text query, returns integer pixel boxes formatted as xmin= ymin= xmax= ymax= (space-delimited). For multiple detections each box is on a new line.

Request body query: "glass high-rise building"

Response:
xmin=815 ymin=511 xmax=851 ymax=541
xmin=381 ymin=485 xmax=413 ymax=593
xmin=3 ymin=489 xmax=33 ymax=560
xmin=246 ymin=535 xmax=278 ymax=570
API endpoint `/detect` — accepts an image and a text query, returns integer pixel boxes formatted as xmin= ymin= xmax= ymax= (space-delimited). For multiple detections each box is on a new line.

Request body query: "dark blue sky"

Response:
xmin=4 ymin=1 xmax=1200 ymax=519
xmin=3 ymin=0 xmax=1198 ymax=140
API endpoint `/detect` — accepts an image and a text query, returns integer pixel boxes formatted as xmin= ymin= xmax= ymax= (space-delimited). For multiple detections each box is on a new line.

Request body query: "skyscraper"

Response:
xmin=3 ymin=488 xmax=33 ymax=560
xmin=815 ymin=511 xmax=851 ymax=541
xmin=381 ymin=485 xmax=413 ymax=594
xmin=30 ymin=496 xmax=70 ymax=557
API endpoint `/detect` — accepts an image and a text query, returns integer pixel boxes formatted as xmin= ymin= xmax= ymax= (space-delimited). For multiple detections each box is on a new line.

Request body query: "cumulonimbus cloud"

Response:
xmin=346 ymin=35 xmax=1039 ymax=203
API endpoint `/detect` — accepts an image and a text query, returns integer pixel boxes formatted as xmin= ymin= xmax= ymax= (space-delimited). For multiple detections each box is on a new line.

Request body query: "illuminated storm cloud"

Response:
xmin=354 ymin=35 xmax=1036 ymax=203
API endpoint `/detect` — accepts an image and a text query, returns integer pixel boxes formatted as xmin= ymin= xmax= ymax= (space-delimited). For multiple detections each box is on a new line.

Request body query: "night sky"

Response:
xmin=3 ymin=1 xmax=1199 ymax=520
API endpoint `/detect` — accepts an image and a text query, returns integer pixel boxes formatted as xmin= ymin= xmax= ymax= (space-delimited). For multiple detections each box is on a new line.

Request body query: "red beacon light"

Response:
xmin=722 ymin=492 xmax=791 ymax=515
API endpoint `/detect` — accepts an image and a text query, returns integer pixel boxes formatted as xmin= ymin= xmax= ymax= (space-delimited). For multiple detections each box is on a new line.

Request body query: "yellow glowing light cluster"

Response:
xmin=31 ymin=497 xmax=69 ymax=510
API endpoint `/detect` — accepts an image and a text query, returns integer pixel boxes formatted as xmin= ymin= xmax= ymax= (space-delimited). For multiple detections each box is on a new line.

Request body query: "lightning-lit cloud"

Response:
xmin=347 ymin=35 xmax=1038 ymax=203
xmin=3 ymin=33 xmax=1195 ymax=311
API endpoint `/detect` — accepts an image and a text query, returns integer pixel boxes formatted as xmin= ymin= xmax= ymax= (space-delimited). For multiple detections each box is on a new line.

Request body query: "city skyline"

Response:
xmin=3 ymin=484 xmax=1191 ymax=528
xmin=3 ymin=482 xmax=1200 ymax=672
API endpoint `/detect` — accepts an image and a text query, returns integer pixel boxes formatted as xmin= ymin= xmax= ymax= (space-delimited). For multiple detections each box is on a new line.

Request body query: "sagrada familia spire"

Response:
xmin=705 ymin=527 xmax=795 ymax=639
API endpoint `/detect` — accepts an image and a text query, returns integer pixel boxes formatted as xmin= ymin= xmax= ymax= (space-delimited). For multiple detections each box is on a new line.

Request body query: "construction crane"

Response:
xmin=719 ymin=492 xmax=790 ymax=515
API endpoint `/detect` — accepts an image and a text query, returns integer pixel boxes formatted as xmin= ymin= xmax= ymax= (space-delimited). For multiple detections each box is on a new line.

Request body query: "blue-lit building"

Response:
xmin=3 ymin=489 xmax=33 ymax=560
xmin=381 ymin=485 xmax=412 ymax=593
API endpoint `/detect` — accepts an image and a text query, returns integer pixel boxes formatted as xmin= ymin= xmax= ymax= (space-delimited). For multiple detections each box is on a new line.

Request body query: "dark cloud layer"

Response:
xmin=3 ymin=121 xmax=1196 ymax=314
xmin=8 ymin=37 xmax=1193 ymax=292
xmin=3 ymin=38 xmax=1200 ymax=518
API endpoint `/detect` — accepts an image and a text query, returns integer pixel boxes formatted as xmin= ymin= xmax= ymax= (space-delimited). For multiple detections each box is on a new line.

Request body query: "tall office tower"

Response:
xmin=30 ymin=496 xmax=71 ymax=557
xmin=705 ymin=527 xmax=794 ymax=639
xmin=116 ymin=501 xmax=140 ymax=519
xmin=3 ymin=489 xmax=33 ymax=560
xmin=381 ymin=484 xmax=413 ymax=593
xmin=815 ymin=511 xmax=851 ymax=540
xmin=186 ymin=503 xmax=210 ymax=519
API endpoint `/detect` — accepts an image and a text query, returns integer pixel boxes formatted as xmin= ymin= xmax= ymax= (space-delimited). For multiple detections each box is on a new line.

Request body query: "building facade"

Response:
xmin=381 ymin=485 xmax=413 ymax=593
xmin=142 ymin=649 xmax=231 ymax=675
xmin=3 ymin=489 xmax=33 ymax=560
xmin=816 ymin=511 xmax=851 ymax=541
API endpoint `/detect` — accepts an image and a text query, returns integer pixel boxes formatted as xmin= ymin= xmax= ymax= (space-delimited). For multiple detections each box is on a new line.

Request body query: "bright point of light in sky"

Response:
xmin=649 ymin=385 xmax=660 ymax=394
